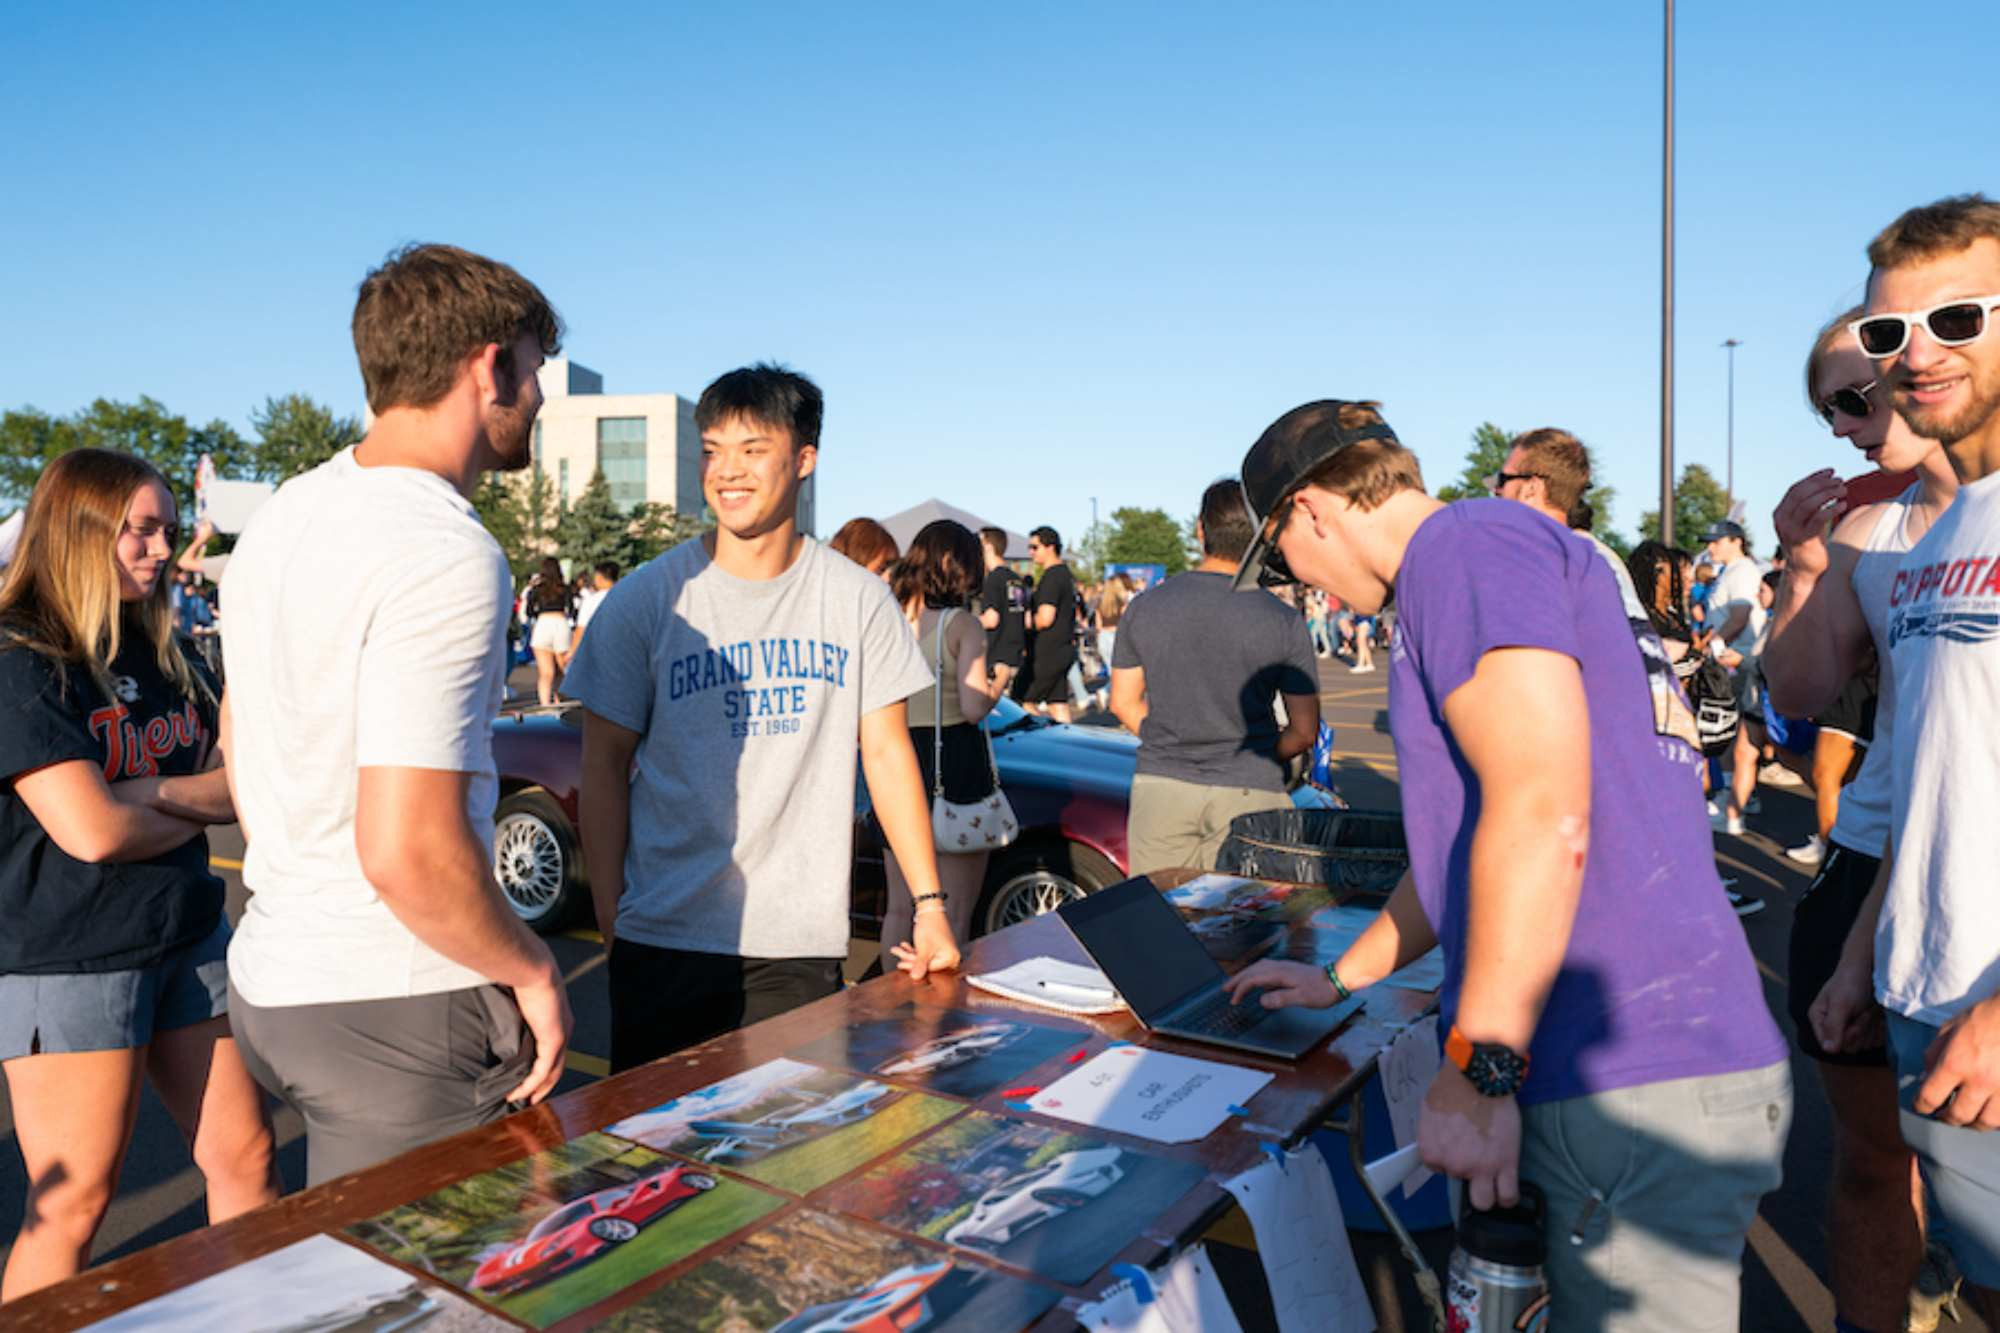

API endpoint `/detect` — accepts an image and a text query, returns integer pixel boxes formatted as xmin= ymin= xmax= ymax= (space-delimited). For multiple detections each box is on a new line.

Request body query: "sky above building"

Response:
xmin=4 ymin=2 xmax=1993 ymax=552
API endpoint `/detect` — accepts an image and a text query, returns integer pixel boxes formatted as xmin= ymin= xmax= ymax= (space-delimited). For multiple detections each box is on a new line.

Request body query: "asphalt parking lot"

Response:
xmin=0 ymin=659 xmax=1985 ymax=1332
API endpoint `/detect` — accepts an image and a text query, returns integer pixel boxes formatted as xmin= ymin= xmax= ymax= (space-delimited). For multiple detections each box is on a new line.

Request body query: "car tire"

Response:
xmin=974 ymin=840 xmax=1121 ymax=937
xmin=587 ymin=1216 xmax=640 ymax=1243
xmin=683 ymin=1173 xmax=717 ymax=1190
xmin=493 ymin=790 xmax=585 ymax=934
xmin=1032 ymin=1188 xmax=1093 ymax=1209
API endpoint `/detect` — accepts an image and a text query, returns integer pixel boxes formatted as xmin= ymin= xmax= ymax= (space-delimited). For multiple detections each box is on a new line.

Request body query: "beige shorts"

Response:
xmin=530 ymin=615 xmax=572 ymax=654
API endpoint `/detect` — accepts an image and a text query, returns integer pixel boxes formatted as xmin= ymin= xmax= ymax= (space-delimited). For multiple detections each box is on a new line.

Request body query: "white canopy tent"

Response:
xmin=875 ymin=499 xmax=1030 ymax=561
xmin=0 ymin=510 xmax=21 ymax=568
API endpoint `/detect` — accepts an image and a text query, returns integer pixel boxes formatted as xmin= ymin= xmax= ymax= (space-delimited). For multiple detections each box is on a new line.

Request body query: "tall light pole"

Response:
xmin=1660 ymin=0 xmax=1676 ymax=547
xmin=1722 ymin=338 xmax=1741 ymax=506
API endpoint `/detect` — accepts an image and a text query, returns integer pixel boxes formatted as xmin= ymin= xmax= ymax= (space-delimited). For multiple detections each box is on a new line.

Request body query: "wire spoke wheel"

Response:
xmin=495 ymin=810 xmax=566 ymax=920
xmin=990 ymin=870 xmax=1085 ymax=929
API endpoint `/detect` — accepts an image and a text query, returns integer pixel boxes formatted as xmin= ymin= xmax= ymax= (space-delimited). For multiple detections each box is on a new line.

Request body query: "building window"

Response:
xmin=559 ymin=458 xmax=570 ymax=508
xmin=532 ymin=421 xmax=544 ymax=476
xmin=597 ymin=417 xmax=647 ymax=508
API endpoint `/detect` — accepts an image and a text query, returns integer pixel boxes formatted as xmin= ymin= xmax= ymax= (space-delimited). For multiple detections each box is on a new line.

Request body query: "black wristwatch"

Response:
xmin=1445 ymin=1025 xmax=1531 ymax=1098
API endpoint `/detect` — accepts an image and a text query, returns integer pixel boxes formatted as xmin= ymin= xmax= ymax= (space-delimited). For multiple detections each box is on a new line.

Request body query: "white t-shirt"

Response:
xmin=1828 ymin=483 xmax=1923 ymax=859
xmin=221 ymin=447 xmax=509 ymax=1007
xmin=1880 ymin=470 xmax=2000 ymax=1023
xmin=575 ymin=585 xmax=608 ymax=634
xmin=1708 ymin=555 xmax=1766 ymax=657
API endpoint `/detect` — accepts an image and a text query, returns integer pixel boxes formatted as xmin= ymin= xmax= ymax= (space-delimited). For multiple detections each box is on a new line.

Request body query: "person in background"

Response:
xmin=1096 ymin=571 xmax=1134 ymax=669
xmin=563 ymin=560 xmax=618 ymax=668
xmin=1018 ymin=525 xmax=1077 ymax=723
xmin=879 ymin=520 xmax=1002 ymax=968
xmin=1227 ymin=398 xmax=1789 ymax=1328
xmin=565 ymin=364 xmax=959 ymax=1072
xmin=976 ymin=527 xmax=1028 ymax=697
xmin=1489 ymin=428 xmax=1647 ymax=621
xmin=829 ymin=517 xmax=899 ymax=580
xmin=0 ymin=450 xmax=276 ymax=1301
xmin=522 ymin=556 xmax=573 ymax=706
xmin=1110 ymin=479 xmax=1319 ymax=873
xmin=1811 ymin=192 xmax=2000 ymax=1330
xmin=221 ymin=243 xmax=572 ymax=1187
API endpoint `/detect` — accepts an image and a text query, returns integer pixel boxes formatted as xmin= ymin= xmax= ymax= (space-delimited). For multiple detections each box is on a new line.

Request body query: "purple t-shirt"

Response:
xmin=1389 ymin=501 xmax=1784 ymax=1105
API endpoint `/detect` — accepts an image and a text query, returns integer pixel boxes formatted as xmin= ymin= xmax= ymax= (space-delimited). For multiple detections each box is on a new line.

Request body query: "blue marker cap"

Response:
xmin=1110 ymin=1263 xmax=1155 ymax=1305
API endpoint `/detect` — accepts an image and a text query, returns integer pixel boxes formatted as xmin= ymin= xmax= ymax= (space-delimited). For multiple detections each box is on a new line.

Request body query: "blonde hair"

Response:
xmin=0 ymin=448 xmax=207 ymax=708
xmin=1804 ymin=304 xmax=1867 ymax=416
xmin=1508 ymin=428 xmax=1592 ymax=515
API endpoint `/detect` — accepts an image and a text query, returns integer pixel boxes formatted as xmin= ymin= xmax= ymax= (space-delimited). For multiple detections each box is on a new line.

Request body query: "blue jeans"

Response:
xmin=1887 ymin=1011 xmax=2000 ymax=1288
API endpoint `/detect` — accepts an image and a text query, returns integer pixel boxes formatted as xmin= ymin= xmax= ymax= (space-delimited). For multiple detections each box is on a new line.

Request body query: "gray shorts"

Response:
xmin=1520 ymin=1060 xmax=1792 ymax=1331
xmin=229 ymin=981 xmax=535 ymax=1187
xmin=1887 ymin=1011 xmax=2000 ymax=1288
xmin=0 ymin=920 xmax=230 ymax=1061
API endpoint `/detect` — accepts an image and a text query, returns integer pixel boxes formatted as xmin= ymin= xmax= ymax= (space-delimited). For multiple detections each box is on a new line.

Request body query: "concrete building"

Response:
xmin=528 ymin=358 xmax=815 ymax=534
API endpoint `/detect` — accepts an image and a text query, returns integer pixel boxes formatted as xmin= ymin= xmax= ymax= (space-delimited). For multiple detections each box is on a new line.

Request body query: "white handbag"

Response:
xmin=928 ymin=609 xmax=1019 ymax=852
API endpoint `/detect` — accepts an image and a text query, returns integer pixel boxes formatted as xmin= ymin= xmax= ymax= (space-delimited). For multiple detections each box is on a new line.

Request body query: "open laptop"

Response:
xmin=1057 ymin=877 xmax=1364 ymax=1060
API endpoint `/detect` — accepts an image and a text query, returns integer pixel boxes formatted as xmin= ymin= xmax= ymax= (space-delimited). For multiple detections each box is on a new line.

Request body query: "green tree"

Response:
xmin=249 ymin=394 xmax=360 ymax=482
xmin=1638 ymin=464 xmax=1737 ymax=550
xmin=1434 ymin=422 xmax=1514 ymax=501
xmin=0 ymin=398 xmax=249 ymax=517
xmin=1102 ymin=506 xmax=1190 ymax=576
xmin=473 ymin=466 xmax=560 ymax=582
xmin=622 ymin=500 xmax=707 ymax=569
xmin=553 ymin=469 xmax=629 ymax=573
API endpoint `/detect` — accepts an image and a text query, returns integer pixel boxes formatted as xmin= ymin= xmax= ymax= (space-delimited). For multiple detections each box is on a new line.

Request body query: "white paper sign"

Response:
xmin=1075 ymin=1244 xmax=1244 ymax=1331
xmin=1221 ymin=1143 xmax=1375 ymax=1333
xmin=1026 ymin=1045 xmax=1272 ymax=1144
xmin=1375 ymin=1014 xmax=1441 ymax=1196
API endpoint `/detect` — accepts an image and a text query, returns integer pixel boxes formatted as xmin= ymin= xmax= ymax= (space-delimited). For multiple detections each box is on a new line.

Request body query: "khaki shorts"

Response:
xmin=1126 ymin=773 xmax=1291 ymax=876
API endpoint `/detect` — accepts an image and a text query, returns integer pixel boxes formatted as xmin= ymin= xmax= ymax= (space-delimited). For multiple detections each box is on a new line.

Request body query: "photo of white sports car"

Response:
xmin=876 ymin=1023 xmax=1027 ymax=1078
xmin=943 ymin=1148 xmax=1125 ymax=1251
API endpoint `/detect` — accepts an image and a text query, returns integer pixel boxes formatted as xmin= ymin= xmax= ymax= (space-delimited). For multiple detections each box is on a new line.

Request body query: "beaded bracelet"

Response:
xmin=1324 ymin=962 xmax=1354 ymax=1002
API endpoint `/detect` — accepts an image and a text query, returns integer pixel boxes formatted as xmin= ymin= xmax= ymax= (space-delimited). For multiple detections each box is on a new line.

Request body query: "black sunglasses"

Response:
xmin=1487 ymin=470 xmax=1543 ymax=493
xmin=1254 ymin=496 xmax=1300 ymax=587
xmin=1816 ymin=380 xmax=1876 ymax=426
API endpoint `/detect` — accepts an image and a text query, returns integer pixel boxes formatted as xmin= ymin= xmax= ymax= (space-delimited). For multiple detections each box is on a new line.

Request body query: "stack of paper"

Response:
xmin=967 ymin=955 xmax=1126 ymax=1015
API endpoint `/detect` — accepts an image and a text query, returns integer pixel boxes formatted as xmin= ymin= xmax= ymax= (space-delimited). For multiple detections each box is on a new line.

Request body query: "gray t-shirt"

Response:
xmin=562 ymin=537 xmax=930 ymax=959
xmin=1111 ymin=570 xmax=1319 ymax=790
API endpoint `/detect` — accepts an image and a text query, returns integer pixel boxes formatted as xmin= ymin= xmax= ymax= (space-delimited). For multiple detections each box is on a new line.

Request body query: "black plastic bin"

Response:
xmin=1214 ymin=808 xmax=1408 ymax=895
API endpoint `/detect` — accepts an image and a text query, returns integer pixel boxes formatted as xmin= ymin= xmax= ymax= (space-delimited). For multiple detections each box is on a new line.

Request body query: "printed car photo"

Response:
xmin=941 ymin=1149 xmax=1125 ymax=1251
xmin=488 ymin=698 xmax=1338 ymax=938
xmin=469 ymin=1167 xmax=716 ymax=1296
xmin=686 ymin=1080 xmax=896 ymax=1165
xmin=769 ymin=1258 xmax=953 ymax=1333
xmin=874 ymin=1024 xmax=1027 ymax=1078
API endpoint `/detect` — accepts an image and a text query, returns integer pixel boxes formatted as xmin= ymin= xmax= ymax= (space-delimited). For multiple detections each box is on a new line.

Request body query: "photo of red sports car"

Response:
xmin=468 ymin=1166 xmax=716 ymax=1296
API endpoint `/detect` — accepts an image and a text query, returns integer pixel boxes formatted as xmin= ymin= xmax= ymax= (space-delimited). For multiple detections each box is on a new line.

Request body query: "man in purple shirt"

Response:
xmin=1224 ymin=399 xmax=1790 ymax=1327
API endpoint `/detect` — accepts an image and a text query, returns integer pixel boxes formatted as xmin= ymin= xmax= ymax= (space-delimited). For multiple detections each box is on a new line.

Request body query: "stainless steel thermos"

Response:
xmin=1445 ymin=1181 xmax=1549 ymax=1332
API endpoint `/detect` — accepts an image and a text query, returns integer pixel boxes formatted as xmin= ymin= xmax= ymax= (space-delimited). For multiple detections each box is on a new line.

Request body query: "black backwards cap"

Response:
xmin=1233 ymin=400 xmax=1401 ymax=590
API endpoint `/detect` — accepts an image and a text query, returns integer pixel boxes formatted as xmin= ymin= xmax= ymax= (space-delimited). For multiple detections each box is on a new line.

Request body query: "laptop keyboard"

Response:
xmin=1175 ymin=989 xmax=1270 ymax=1037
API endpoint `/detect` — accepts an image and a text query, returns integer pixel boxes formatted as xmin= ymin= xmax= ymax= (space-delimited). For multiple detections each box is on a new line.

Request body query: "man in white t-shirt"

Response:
xmin=1813 ymin=192 xmax=2000 ymax=1325
xmin=563 ymin=364 xmax=960 ymax=1073
xmin=221 ymin=244 xmax=572 ymax=1184
xmin=1703 ymin=520 xmax=1766 ymax=658
xmin=562 ymin=560 xmax=617 ymax=667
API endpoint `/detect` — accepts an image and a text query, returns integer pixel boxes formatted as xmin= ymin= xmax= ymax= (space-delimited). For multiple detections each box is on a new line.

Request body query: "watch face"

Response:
xmin=1465 ymin=1044 xmax=1528 ymax=1097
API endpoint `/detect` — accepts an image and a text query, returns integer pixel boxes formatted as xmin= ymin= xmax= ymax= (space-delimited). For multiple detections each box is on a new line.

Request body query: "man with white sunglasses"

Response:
xmin=1812 ymin=193 xmax=2000 ymax=1328
xmin=1762 ymin=306 xmax=1955 ymax=1333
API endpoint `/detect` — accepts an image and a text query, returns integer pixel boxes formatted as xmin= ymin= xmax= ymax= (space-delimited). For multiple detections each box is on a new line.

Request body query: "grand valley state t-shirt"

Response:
xmin=1389 ymin=501 xmax=1784 ymax=1105
xmin=562 ymin=536 xmax=931 ymax=959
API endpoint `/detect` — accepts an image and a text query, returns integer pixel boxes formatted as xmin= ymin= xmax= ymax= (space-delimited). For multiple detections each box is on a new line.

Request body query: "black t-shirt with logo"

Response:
xmin=0 ymin=638 xmax=225 ymax=974
xmin=980 ymin=567 xmax=1029 ymax=668
xmin=1028 ymin=562 xmax=1078 ymax=665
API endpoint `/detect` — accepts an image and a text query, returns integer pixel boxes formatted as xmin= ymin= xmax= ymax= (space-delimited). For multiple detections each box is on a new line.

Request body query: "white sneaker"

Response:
xmin=1350 ymin=663 xmax=1375 ymax=674
xmin=1709 ymin=807 xmax=1745 ymax=836
xmin=1785 ymin=836 xmax=1825 ymax=866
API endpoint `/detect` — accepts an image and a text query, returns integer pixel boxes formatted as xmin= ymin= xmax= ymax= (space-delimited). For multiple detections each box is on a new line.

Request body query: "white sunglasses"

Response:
xmin=1849 ymin=294 xmax=2000 ymax=358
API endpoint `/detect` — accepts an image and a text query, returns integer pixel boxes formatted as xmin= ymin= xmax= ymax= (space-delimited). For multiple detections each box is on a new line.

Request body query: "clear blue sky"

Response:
xmin=5 ymin=2 xmax=1993 ymax=554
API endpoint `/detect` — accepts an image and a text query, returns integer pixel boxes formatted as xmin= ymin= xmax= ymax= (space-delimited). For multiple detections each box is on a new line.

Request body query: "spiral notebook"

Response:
xmin=967 ymin=956 xmax=1127 ymax=1016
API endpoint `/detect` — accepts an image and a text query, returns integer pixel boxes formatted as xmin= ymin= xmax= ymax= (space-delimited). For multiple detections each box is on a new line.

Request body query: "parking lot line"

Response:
xmin=565 ymin=1051 xmax=610 ymax=1078
xmin=563 ymin=927 xmax=604 ymax=944
xmin=210 ymin=856 xmax=243 ymax=871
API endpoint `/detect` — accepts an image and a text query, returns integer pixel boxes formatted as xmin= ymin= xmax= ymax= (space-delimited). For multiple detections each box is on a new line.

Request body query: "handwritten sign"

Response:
xmin=1027 ymin=1046 xmax=1272 ymax=1144
xmin=1221 ymin=1144 xmax=1375 ymax=1332
xmin=1375 ymin=1015 xmax=1440 ymax=1196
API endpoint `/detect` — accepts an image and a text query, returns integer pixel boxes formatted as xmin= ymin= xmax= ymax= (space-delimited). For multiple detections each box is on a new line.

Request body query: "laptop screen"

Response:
xmin=1058 ymin=877 xmax=1227 ymax=1022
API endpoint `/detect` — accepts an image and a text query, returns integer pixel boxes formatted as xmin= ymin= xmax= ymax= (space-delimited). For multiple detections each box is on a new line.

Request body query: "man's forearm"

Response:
xmin=578 ymin=763 xmax=630 ymax=944
xmin=1455 ymin=803 xmax=1586 ymax=1051
xmin=1333 ymin=872 xmax=1436 ymax=989
xmin=370 ymin=818 xmax=556 ymax=989
xmin=863 ymin=735 xmax=945 ymax=900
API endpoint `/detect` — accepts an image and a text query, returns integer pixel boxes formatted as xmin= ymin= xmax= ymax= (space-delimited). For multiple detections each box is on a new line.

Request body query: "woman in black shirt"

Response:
xmin=0 ymin=450 xmax=276 ymax=1301
xmin=523 ymin=555 xmax=574 ymax=706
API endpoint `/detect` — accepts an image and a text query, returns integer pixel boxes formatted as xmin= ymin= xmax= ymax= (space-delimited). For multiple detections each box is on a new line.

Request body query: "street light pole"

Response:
xmin=1660 ymin=0 xmax=1676 ymax=547
xmin=1722 ymin=338 xmax=1741 ymax=506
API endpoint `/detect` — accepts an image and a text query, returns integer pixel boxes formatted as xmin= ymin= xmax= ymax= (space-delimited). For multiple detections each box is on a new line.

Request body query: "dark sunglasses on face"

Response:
xmin=1487 ymin=470 xmax=1542 ymax=494
xmin=1816 ymin=380 xmax=1876 ymax=426
xmin=1849 ymin=295 xmax=2000 ymax=358
xmin=1255 ymin=498 xmax=1300 ymax=587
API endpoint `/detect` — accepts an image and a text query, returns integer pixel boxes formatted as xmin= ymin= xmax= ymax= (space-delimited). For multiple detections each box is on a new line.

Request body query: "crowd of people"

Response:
xmin=1 ymin=192 xmax=1997 ymax=1333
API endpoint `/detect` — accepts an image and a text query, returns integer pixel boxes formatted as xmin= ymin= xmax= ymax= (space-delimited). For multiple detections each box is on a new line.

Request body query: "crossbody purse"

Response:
xmin=929 ymin=608 xmax=1018 ymax=852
